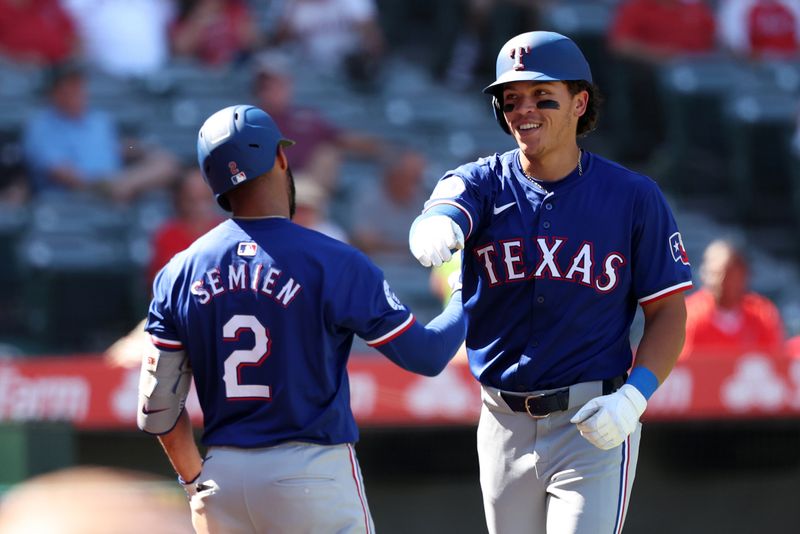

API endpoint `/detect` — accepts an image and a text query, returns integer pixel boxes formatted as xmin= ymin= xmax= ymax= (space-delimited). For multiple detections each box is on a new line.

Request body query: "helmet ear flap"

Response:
xmin=491 ymin=95 xmax=512 ymax=135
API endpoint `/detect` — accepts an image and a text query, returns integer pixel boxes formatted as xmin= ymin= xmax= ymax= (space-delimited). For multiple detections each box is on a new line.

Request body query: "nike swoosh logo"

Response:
xmin=493 ymin=202 xmax=516 ymax=215
xmin=141 ymin=405 xmax=169 ymax=415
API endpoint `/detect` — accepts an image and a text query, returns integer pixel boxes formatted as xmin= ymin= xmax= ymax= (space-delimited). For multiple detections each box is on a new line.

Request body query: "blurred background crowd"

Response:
xmin=0 ymin=0 xmax=800 ymax=365
xmin=2 ymin=2 xmax=800 ymax=532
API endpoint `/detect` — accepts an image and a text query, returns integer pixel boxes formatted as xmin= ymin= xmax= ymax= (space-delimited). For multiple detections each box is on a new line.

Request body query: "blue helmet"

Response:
xmin=197 ymin=105 xmax=294 ymax=211
xmin=483 ymin=31 xmax=592 ymax=134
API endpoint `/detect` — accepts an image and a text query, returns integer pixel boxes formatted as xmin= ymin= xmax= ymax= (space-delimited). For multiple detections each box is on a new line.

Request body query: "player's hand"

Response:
xmin=570 ymin=384 xmax=647 ymax=450
xmin=409 ymin=215 xmax=464 ymax=267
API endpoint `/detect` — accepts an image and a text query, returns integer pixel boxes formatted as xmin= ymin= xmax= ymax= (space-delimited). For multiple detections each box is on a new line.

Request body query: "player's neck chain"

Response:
xmin=521 ymin=150 xmax=583 ymax=190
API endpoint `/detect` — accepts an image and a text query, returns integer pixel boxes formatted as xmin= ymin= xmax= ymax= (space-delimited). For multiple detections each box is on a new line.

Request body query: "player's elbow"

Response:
xmin=406 ymin=353 xmax=450 ymax=377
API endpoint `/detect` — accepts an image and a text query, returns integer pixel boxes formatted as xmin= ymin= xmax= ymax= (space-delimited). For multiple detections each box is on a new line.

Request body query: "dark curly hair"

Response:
xmin=566 ymin=80 xmax=602 ymax=137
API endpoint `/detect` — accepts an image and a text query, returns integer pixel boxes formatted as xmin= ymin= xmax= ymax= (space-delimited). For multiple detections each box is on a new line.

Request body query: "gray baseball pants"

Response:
xmin=478 ymin=380 xmax=641 ymax=534
xmin=189 ymin=442 xmax=374 ymax=534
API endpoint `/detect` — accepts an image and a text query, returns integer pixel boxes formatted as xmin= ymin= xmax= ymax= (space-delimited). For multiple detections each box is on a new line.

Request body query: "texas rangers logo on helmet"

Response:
xmin=510 ymin=45 xmax=531 ymax=71
xmin=669 ymin=232 xmax=690 ymax=265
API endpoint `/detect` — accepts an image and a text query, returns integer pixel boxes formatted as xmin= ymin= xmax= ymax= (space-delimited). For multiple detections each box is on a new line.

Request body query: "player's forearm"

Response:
xmin=377 ymin=291 xmax=466 ymax=376
xmin=157 ymin=410 xmax=204 ymax=483
xmin=634 ymin=293 xmax=687 ymax=384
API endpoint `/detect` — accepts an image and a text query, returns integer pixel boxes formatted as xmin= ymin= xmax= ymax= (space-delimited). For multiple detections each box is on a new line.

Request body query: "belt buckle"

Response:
xmin=524 ymin=393 xmax=549 ymax=419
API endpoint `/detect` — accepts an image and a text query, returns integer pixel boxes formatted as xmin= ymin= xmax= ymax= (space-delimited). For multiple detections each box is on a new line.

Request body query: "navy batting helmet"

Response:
xmin=197 ymin=105 xmax=294 ymax=211
xmin=484 ymin=31 xmax=592 ymax=135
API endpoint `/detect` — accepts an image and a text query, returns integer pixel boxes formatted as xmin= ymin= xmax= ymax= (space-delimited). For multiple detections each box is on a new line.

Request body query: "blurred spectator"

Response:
xmin=607 ymin=0 xmax=718 ymax=162
xmin=0 ymin=0 xmax=77 ymax=65
xmin=350 ymin=150 xmax=428 ymax=258
xmin=60 ymin=0 xmax=174 ymax=78
xmin=271 ymin=0 xmax=385 ymax=88
xmin=171 ymin=0 xmax=261 ymax=67
xmin=718 ymin=0 xmax=800 ymax=60
xmin=0 ymin=130 xmax=28 ymax=204
xmin=252 ymin=51 xmax=386 ymax=192
xmin=147 ymin=166 xmax=224 ymax=285
xmin=0 ymin=466 xmax=193 ymax=533
xmin=441 ymin=0 xmax=539 ymax=90
xmin=680 ymin=239 xmax=786 ymax=359
xmin=609 ymin=0 xmax=718 ymax=63
xmin=22 ymin=63 xmax=179 ymax=202
xmin=292 ymin=174 xmax=349 ymax=242
xmin=787 ymin=334 xmax=800 ymax=357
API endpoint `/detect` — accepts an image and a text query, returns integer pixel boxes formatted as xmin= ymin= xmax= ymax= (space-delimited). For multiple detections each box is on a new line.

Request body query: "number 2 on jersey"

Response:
xmin=222 ymin=315 xmax=271 ymax=400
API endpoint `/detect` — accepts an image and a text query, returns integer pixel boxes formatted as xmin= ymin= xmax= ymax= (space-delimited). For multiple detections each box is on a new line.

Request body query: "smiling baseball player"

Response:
xmin=137 ymin=105 xmax=465 ymax=534
xmin=409 ymin=31 xmax=692 ymax=533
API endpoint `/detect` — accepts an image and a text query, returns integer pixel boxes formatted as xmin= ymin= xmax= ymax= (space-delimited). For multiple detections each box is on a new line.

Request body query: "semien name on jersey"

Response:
xmin=190 ymin=262 xmax=303 ymax=307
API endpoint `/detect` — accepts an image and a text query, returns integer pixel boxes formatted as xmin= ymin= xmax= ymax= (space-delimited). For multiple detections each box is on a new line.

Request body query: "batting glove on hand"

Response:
xmin=409 ymin=215 xmax=465 ymax=267
xmin=570 ymin=384 xmax=647 ymax=450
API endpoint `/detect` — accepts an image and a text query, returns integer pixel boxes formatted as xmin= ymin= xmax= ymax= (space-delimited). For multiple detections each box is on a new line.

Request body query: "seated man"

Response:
xmin=681 ymin=238 xmax=786 ymax=360
xmin=22 ymin=62 xmax=178 ymax=202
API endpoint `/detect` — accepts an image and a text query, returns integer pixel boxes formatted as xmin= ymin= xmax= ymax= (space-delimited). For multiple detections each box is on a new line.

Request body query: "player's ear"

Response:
xmin=574 ymin=90 xmax=589 ymax=118
xmin=275 ymin=145 xmax=289 ymax=171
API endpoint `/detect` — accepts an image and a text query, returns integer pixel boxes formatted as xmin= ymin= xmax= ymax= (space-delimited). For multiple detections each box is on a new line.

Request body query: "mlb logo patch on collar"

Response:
xmin=237 ymin=242 xmax=258 ymax=257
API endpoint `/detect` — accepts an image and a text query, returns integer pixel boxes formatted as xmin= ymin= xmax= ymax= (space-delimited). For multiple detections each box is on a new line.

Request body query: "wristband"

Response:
xmin=626 ymin=366 xmax=659 ymax=400
xmin=177 ymin=472 xmax=200 ymax=486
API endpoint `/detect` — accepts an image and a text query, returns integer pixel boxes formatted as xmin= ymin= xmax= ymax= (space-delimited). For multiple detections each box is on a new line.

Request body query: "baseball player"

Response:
xmin=408 ymin=31 xmax=693 ymax=533
xmin=137 ymin=104 xmax=466 ymax=534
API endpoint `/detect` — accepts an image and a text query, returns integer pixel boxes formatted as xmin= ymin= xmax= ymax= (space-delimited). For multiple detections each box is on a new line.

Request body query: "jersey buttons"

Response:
xmin=536 ymin=296 xmax=545 ymax=304
xmin=544 ymin=203 xmax=553 ymax=210
xmin=542 ymin=221 xmax=551 ymax=229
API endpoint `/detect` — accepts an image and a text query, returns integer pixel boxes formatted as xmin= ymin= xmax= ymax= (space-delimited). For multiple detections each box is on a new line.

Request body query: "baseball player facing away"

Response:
xmin=409 ymin=31 xmax=693 ymax=534
xmin=137 ymin=104 xmax=466 ymax=534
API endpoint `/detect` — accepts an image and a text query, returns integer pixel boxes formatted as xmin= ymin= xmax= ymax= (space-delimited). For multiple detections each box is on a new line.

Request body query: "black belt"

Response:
xmin=500 ymin=374 xmax=626 ymax=418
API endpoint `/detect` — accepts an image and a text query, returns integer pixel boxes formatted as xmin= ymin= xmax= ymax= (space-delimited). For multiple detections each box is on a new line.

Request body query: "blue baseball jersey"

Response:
xmin=423 ymin=149 xmax=693 ymax=391
xmin=146 ymin=218 xmax=416 ymax=448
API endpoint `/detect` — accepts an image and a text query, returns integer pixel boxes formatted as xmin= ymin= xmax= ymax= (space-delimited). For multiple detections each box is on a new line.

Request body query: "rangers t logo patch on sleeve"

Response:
xmin=669 ymin=232 xmax=690 ymax=265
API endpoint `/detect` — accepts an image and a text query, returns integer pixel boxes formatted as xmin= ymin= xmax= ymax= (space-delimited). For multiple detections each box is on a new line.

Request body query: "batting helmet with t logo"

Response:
xmin=483 ymin=31 xmax=593 ymax=135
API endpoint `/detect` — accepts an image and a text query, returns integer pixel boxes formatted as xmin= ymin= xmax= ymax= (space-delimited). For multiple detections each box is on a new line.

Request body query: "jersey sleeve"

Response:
xmin=420 ymin=163 xmax=489 ymax=242
xmin=145 ymin=265 xmax=185 ymax=352
xmin=632 ymin=183 xmax=693 ymax=305
xmin=329 ymin=250 xmax=415 ymax=346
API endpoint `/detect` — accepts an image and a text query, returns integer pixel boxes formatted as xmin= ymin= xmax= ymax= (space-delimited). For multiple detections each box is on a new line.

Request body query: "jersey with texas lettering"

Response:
xmin=146 ymin=218 xmax=413 ymax=448
xmin=424 ymin=149 xmax=693 ymax=392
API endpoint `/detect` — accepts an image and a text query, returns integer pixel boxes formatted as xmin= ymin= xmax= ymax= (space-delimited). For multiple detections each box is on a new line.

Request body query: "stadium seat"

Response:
xmin=656 ymin=56 xmax=764 ymax=197
xmin=722 ymin=90 xmax=797 ymax=230
xmin=18 ymin=193 xmax=144 ymax=351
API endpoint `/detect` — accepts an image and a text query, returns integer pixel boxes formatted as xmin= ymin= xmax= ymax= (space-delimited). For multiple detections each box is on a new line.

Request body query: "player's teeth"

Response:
xmin=520 ymin=124 xmax=540 ymax=131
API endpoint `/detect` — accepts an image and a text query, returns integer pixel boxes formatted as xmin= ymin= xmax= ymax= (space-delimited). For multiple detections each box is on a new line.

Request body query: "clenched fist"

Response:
xmin=570 ymin=384 xmax=647 ymax=450
xmin=409 ymin=215 xmax=465 ymax=267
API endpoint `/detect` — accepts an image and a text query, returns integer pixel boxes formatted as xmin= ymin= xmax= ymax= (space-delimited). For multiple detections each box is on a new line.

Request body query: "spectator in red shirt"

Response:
xmin=718 ymin=0 xmax=800 ymax=59
xmin=0 ymin=0 xmax=77 ymax=65
xmin=680 ymin=239 xmax=786 ymax=360
xmin=146 ymin=165 xmax=223 ymax=285
xmin=609 ymin=0 xmax=718 ymax=63
xmin=786 ymin=334 xmax=800 ymax=358
xmin=171 ymin=0 xmax=261 ymax=67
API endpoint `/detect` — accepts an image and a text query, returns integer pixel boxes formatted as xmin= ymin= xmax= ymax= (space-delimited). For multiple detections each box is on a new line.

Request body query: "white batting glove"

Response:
xmin=409 ymin=215 xmax=465 ymax=267
xmin=570 ymin=384 xmax=647 ymax=450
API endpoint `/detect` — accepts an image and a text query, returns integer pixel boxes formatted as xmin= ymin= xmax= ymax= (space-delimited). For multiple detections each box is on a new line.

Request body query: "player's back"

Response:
xmin=151 ymin=217 xmax=382 ymax=448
